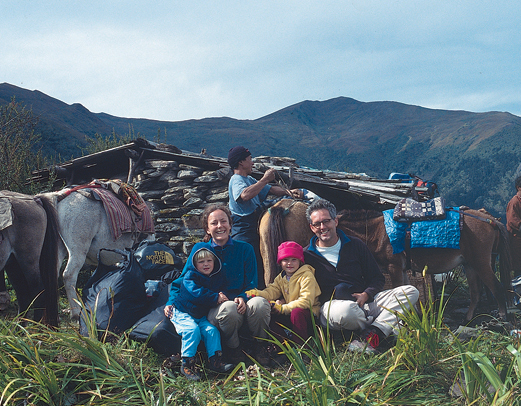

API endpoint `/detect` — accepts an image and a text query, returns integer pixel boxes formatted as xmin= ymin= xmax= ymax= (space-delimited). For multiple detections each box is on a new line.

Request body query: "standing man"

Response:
xmin=506 ymin=175 xmax=521 ymax=277
xmin=227 ymin=146 xmax=303 ymax=288
xmin=303 ymin=199 xmax=419 ymax=354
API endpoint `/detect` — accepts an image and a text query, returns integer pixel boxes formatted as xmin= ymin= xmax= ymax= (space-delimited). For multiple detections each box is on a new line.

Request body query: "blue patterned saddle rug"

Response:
xmin=383 ymin=208 xmax=461 ymax=254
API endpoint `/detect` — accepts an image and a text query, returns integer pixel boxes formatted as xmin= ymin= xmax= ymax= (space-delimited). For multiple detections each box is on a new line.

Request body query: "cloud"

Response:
xmin=1 ymin=1 xmax=521 ymax=121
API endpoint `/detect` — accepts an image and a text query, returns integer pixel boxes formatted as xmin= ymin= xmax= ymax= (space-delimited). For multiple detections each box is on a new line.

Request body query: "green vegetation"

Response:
xmin=81 ymin=127 xmax=137 ymax=156
xmin=1 ymin=282 xmax=521 ymax=405
xmin=391 ymin=284 xmax=449 ymax=373
xmin=0 ymin=98 xmax=54 ymax=194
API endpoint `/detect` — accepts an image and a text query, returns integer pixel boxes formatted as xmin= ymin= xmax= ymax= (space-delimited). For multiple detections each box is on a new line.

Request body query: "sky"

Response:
xmin=2 ymin=1 xmax=521 ymax=122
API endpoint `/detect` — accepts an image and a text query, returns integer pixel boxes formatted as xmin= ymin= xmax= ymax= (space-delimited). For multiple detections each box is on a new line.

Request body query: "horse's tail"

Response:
xmin=495 ymin=219 xmax=513 ymax=304
xmin=267 ymin=206 xmax=287 ymax=282
xmin=37 ymin=193 xmax=60 ymax=327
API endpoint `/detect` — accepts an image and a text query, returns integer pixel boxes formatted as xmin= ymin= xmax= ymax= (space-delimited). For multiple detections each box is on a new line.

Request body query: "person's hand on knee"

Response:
xmin=352 ymin=292 xmax=369 ymax=307
xmin=218 ymin=292 xmax=229 ymax=304
xmin=235 ymin=297 xmax=246 ymax=314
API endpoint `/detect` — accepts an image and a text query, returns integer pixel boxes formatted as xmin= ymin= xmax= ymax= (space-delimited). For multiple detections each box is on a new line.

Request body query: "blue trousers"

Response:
xmin=170 ymin=307 xmax=222 ymax=358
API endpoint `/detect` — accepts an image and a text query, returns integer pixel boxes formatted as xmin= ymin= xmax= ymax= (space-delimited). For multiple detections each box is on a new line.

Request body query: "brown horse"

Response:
xmin=0 ymin=191 xmax=60 ymax=326
xmin=259 ymin=200 xmax=406 ymax=285
xmin=259 ymin=199 xmax=512 ymax=321
xmin=259 ymin=200 xmax=313 ymax=286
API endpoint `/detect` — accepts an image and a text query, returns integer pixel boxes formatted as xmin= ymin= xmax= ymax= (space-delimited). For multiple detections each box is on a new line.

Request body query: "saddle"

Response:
xmin=58 ymin=180 xmax=155 ymax=240
xmin=59 ymin=179 xmax=148 ymax=216
xmin=0 ymin=194 xmax=13 ymax=230
xmin=0 ymin=191 xmax=40 ymax=231
xmin=393 ymin=196 xmax=446 ymax=222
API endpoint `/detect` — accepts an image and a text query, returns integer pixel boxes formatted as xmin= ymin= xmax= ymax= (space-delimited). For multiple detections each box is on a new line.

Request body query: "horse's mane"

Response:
xmin=266 ymin=205 xmax=286 ymax=278
xmin=337 ymin=209 xmax=383 ymax=221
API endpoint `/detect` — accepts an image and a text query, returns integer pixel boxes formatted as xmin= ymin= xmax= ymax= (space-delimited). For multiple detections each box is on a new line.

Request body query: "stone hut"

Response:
xmin=33 ymin=138 xmax=414 ymax=267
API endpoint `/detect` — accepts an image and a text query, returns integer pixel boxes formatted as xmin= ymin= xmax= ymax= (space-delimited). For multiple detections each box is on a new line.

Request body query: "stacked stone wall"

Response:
xmin=134 ymin=159 xmax=230 ymax=262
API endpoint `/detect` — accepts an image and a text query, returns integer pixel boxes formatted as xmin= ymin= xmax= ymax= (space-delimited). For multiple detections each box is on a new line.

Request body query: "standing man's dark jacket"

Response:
xmin=304 ymin=229 xmax=385 ymax=304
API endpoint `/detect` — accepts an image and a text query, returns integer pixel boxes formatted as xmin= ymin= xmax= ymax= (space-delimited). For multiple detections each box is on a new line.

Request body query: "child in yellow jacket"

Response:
xmin=246 ymin=241 xmax=321 ymax=345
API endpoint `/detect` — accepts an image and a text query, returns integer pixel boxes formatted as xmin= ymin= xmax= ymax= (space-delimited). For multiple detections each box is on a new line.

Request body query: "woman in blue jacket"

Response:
xmin=165 ymin=204 xmax=271 ymax=365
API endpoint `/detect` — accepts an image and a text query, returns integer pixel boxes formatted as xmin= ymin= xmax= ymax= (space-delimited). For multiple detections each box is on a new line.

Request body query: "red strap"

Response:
xmin=57 ymin=183 xmax=101 ymax=201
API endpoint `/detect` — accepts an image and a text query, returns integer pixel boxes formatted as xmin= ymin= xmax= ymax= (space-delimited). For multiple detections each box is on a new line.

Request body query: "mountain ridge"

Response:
xmin=1 ymin=82 xmax=520 ymax=217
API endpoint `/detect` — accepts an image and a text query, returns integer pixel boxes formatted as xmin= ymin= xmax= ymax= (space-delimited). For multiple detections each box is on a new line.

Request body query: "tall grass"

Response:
xmin=2 ymin=280 xmax=520 ymax=405
xmin=0 ymin=314 xmax=220 ymax=405
xmin=219 ymin=307 xmax=446 ymax=405
xmin=390 ymin=283 xmax=450 ymax=372
xmin=453 ymin=335 xmax=521 ymax=405
xmin=220 ymin=314 xmax=375 ymax=405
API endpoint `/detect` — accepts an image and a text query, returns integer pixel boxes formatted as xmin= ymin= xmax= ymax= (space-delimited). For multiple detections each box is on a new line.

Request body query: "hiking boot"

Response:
xmin=348 ymin=328 xmax=383 ymax=355
xmin=208 ymin=350 xmax=234 ymax=373
xmin=253 ymin=341 xmax=271 ymax=367
xmin=347 ymin=339 xmax=378 ymax=355
xmin=180 ymin=356 xmax=200 ymax=381
xmin=223 ymin=345 xmax=244 ymax=364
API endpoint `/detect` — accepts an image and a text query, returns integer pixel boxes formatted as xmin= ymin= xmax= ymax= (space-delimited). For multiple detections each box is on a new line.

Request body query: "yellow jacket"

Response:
xmin=246 ymin=264 xmax=321 ymax=316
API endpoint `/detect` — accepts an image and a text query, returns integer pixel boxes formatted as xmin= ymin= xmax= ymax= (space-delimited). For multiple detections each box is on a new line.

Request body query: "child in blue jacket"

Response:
xmin=168 ymin=248 xmax=233 ymax=380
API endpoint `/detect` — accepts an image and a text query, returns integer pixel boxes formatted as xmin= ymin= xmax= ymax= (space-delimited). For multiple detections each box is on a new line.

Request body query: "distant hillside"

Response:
xmin=2 ymin=82 xmax=521 ymax=217
xmin=0 ymin=83 xmax=113 ymax=158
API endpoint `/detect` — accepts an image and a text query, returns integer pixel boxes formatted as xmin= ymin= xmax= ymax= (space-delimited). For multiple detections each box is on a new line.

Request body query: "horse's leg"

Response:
xmin=258 ymin=211 xmax=272 ymax=287
xmin=460 ymin=213 xmax=509 ymax=320
xmin=0 ymin=269 xmax=10 ymax=311
xmin=3 ymin=258 xmax=28 ymax=313
xmin=386 ymin=263 xmax=404 ymax=287
xmin=0 ymin=231 xmax=12 ymax=310
xmin=11 ymin=218 xmax=48 ymax=322
xmin=464 ymin=264 xmax=482 ymax=322
xmin=62 ymin=243 xmax=92 ymax=321
xmin=469 ymin=262 xmax=508 ymax=320
xmin=58 ymin=195 xmax=103 ymax=321
xmin=386 ymin=251 xmax=407 ymax=287
xmin=6 ymin=254 xmax=45 ymax=320
xmin=0 ymin=269 xmax=6 ymax=291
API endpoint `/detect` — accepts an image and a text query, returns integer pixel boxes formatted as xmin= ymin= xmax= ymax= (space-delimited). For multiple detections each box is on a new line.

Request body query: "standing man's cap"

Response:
xmin=228 ymin=146 xmax=251 ymax=168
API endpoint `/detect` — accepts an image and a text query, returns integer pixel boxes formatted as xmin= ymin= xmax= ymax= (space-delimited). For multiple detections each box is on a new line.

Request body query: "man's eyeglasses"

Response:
xmin=310 ymin=218 xmax=333 ymax=228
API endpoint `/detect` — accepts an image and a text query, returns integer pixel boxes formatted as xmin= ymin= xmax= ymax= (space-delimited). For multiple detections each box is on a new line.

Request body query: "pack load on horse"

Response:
xmin=259 ymin=184 xmax=512 ymax=322
xmin=51 ymin=179 xmax=156 ymax=321
xmin=0 ymin=191 xmax=60 ymax=326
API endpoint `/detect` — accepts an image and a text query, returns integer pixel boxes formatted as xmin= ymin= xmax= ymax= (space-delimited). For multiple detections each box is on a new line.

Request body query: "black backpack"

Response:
xmin=79 ymin=241 xmax=182 ymax=345
xmin=128 ymin=270 xmax=182 ymax=355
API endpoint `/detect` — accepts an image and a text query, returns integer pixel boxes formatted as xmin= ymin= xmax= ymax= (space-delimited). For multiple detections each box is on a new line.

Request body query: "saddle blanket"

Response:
xmin=383 ymin=208 xmax=460 ymax=254
xmin=91 ymin=187 xmax=155 ymax=241
xmin=0 ymin=194 xmax=13 ymax=230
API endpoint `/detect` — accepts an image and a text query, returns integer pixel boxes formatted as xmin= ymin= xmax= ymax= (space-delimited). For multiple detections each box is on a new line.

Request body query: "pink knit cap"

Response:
xmin=277 ymin=241 xmax=305 ymax=264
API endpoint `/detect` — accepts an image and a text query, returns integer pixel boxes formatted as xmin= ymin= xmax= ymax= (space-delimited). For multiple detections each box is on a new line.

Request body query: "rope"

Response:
xmin=446 ymin=207 xmax=498 ymax=229
xmin=274 ymin=169 xmax=291 ymax=195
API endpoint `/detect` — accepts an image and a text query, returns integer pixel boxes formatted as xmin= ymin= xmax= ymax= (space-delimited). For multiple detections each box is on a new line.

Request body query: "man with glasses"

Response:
xmin=303 ymin=199 xmax=419 ymax=354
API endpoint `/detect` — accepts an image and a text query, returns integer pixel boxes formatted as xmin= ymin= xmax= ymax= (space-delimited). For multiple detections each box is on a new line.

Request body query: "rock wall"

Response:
xmin=134 ymin=159 xmax=231 ymax=263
